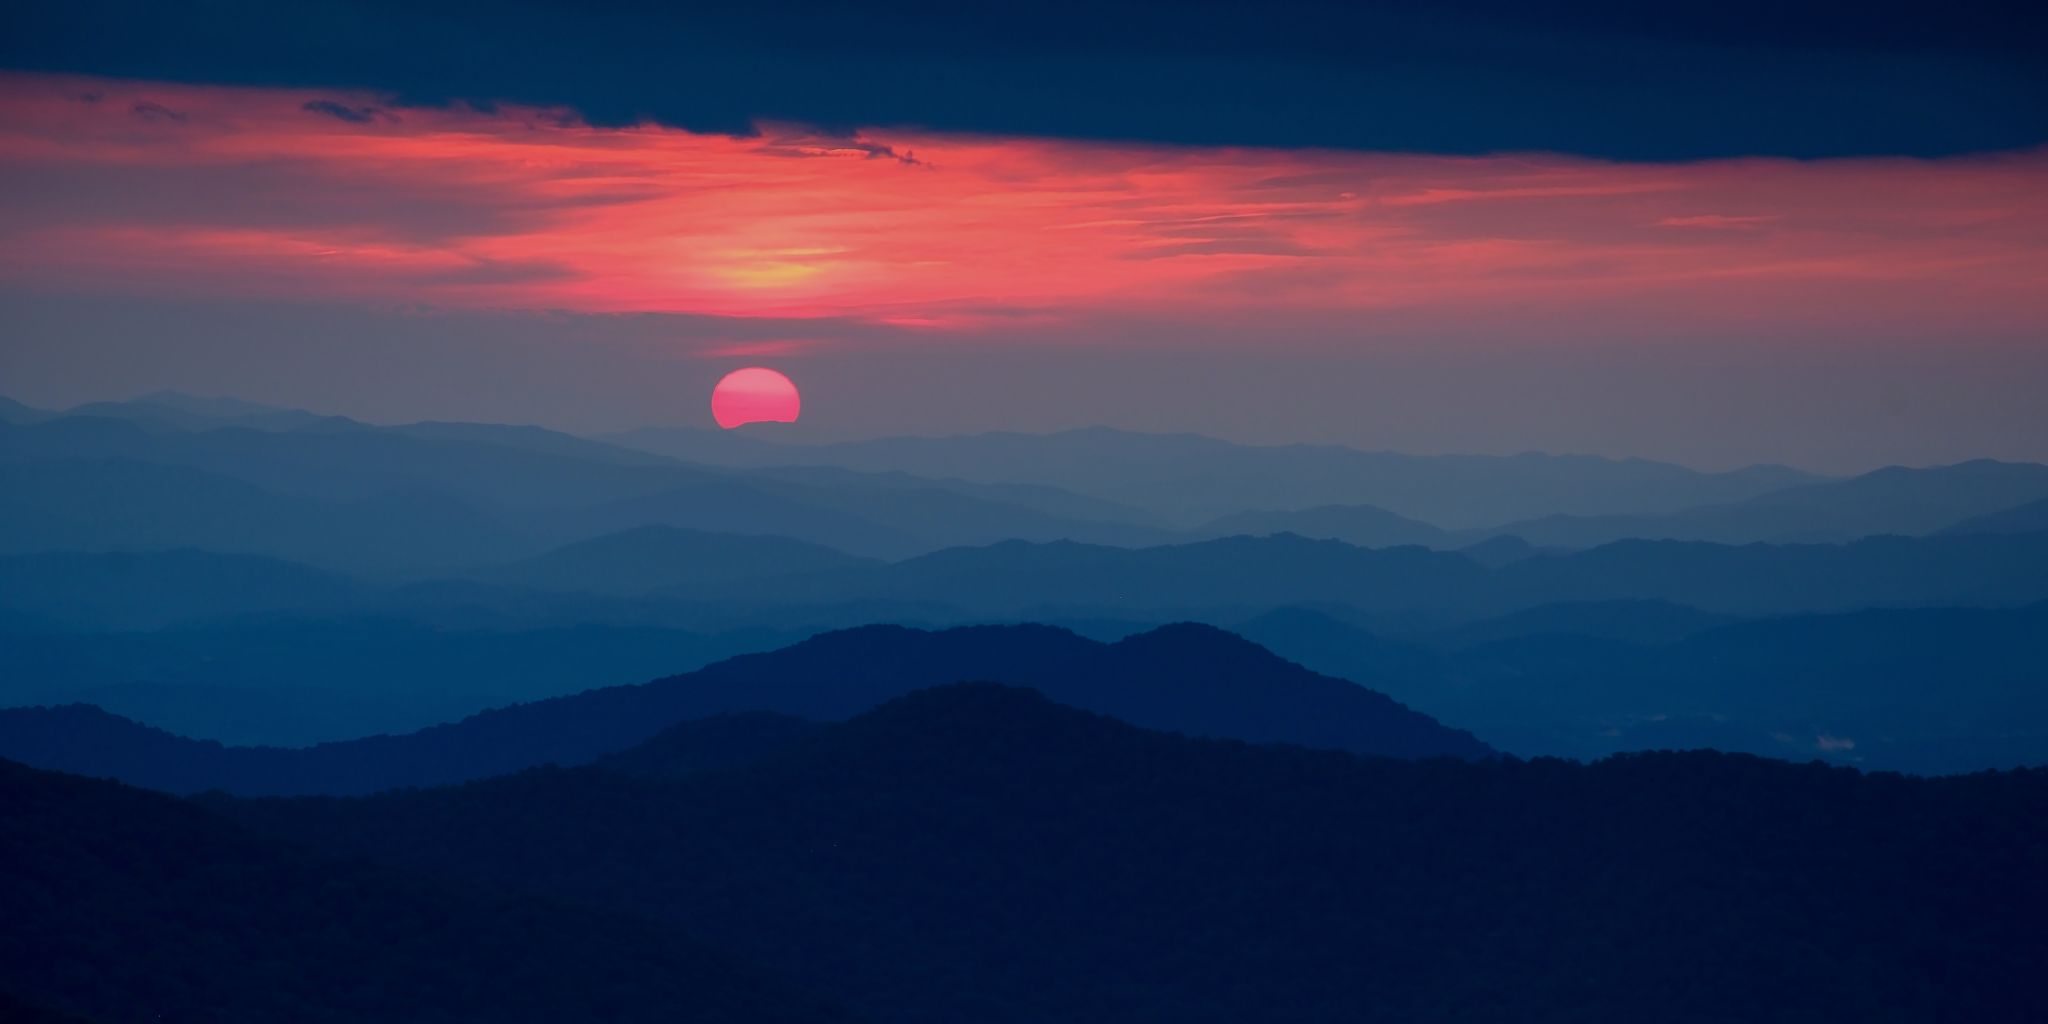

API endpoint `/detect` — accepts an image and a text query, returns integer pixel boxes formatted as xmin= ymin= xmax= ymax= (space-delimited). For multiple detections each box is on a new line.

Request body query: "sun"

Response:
xmin=711 ymin=367 xmax=802 ymax=429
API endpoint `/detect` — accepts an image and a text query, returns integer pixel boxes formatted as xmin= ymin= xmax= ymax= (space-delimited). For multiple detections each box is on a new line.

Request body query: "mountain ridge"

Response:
xmin=0 ymin=622 xmax=1489 ymax=795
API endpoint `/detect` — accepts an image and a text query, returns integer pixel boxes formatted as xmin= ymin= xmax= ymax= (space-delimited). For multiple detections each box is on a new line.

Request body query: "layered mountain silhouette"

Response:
xmin=467 ymin=524 xmax=876 ymax=596
xmin=1486 ymin=459 xmax=2048 ymax=547
xmin=1194 ymin=502 xmax=1450 ymax=547
xmin=0 ymin=758 xmax=850 ymax=1024
xmin=0 ymin=548 xmax=362 ymax=631
xmin=700 ymin=531 xmax=2048 ymax=617
xmin=0 ymin=412 xmax=1176 ymax=566
xmin=1233 ymin=602 xmax=2048 ymax=773
xmin=215 ymin=684 xmax=2048 ymax=1024
xmin=0 ymin=623 xmax=1488 ymax=794
xmin=604 ymin=424 xmax=1822 ymax=527
xmin=1944 ymin=495 xmax=2048 ymax=535
xmin=3 ymin=612 xmax=809 ymax=744
xmin=591 ymin=711 xmax=822 ymax=780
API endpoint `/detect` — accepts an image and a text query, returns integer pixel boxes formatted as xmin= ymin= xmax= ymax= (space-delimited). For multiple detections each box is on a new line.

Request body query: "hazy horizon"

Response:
xmin=11 ymin=355 xmax=2047 ymax=477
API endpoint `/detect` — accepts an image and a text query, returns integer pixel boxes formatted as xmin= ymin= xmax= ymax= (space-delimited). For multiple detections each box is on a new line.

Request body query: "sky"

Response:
xmin=2 ymin=2 xmax=2045 ymax=472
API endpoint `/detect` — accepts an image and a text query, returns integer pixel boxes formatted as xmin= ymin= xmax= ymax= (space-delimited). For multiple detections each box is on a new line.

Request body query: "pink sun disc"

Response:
xmin=711 ymin=367 xmax=802 ymax=429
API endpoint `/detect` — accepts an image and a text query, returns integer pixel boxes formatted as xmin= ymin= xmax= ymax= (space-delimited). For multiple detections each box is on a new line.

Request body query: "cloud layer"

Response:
xmin=4 ymin=74 xmax=2045 ymax=345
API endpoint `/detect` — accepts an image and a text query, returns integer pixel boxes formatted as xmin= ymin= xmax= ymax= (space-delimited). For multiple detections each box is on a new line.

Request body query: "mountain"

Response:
xmin=714 ymin=533 xmax=1492 ymax=615
xmin=3 ymin=613 xmax=809 ymax=745
xmin=1190 ymin=600 xmax=2048 ymax=774
xmin=1268 ymin=602 xmax=2048 ymax=774
xmin=0 ymin=394 xmax=51 ymax=424
xmin=603 ymin=425 xmax=1822 ymax=527
xmin=471 ymin=525 xmax=876 ymax=596
xmin=1490 ymin=533 xmax=2048 ymax=614
xmin=591 ymin=711 xmax=822 ymax=779
xmin=1 ymin=412 xmax=1184 ymax=565
xmin=1492 ymin=459 xmax=2048 ymax=546
xmin=0 ymin=758 xmax=850 ymax=1023
xmin=0 ymin=623 xmax=1489 ymax=795
xmin=0 ymin=454 xmax=546 ymax=573
xmin=1943 ymin=496 xmax=2048 ymax=535
xmin=0 ymin=992 xmax=94 ymax=1023
xmin=734 ymin=462 xmax=1160 ymax=527
xmin=216 ymin=685 xmax=2048 ymax=1024
xmin=0 ymin=549 xmax=362 ymax=630
xmin=1456 ymin=532 xmax=1542 ymax=566
xmin=387 ymin=418 xmax=682 ymax=464
xmin=59 ymin=391 xmax=348 ymax=432
xmin=1229 ymin=605 xmax=1446 ymax=695
xmin=705 ymin=531 xmax=2048 ymax=619
xmin=1434 ymin=598 xmax=1737 ymax=648
xmin=1194 ymin=503 xmax=1450 ymax=547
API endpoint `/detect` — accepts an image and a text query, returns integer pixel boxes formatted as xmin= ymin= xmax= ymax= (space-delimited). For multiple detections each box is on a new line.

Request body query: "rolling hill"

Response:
xmin=0 ymin=758 xmax=850 ymax=1023
xmin=0 ymin=622 xmax=1487 ymax=794
xmin=216 ymin=684 xmax=2048 ymax=1024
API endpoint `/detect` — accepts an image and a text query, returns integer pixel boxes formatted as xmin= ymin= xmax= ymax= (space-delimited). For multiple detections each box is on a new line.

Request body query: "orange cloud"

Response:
xmin=2 ymin=73 xmax=2045 ymax=339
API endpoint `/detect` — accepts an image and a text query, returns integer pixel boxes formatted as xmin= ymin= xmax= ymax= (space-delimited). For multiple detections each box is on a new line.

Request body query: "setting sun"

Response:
xmin=710 ymin=366 xmax=802 ymax=428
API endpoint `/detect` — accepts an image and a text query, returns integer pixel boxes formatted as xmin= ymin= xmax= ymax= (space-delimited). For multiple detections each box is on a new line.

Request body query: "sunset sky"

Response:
xmin=4 ymin=2 xmax=2045 ymax=470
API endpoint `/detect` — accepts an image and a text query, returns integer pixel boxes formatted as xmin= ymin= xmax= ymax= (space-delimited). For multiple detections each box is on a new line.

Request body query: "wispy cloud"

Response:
xmin=2 ymin=73 xmax=2044 ymax=340
xmin=1657 ymin=214 xmax=1777 ymax=230
xmin=694 ymin=338 xmax=830 ymax=359
xmin=301 ymin=99 xmax=397 ymax=125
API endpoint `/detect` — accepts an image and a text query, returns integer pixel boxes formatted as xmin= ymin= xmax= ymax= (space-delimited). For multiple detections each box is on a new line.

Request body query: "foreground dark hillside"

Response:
xmin=221 ymin=685 xmax=2048 ymax=1024
xmin=0 ymin=760 xmax=850 ymax=1024
xmin=0 ymin=623 xmax=1487 ymax=795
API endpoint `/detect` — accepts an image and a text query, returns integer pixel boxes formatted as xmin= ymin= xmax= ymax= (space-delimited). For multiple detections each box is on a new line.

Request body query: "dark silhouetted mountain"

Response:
xmin=1229 ymin=605 xmax=1446 ymax=696
xmin=218 ymin=685 xmax=2048 ymax=1024
xmin=0 ymin=758 xmax=849 ymax=1024
xmin=1942 ymin=497 xmax=2048 ymax=535
xmin=592 ymin=712 xmax=822 ymax=779
xmin=471 ymin=525 xmax=876 ymax=596
xmin=0 ymin=991 xmax=95 ymax=1024
xmin=603 ymin=425 xmax=1821 ymax=527
xmin=1194 ymin=503 xmax=1449 ymax=547
xmin=1490 ymin=459 xmax=2048 ymax=546
xmin=0 ymin=623 xmax=1488 ymax=795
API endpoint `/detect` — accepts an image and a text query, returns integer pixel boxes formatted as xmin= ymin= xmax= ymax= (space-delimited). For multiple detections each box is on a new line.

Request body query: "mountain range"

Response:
xmin=9 ymin=395 xmax=2048 ymax=583
xmin=0 ymin=756 xmax=851 ymax=1023
xmin=0 ymin=622 xmax=1489 ymax=795
xmin=203 ymin=684 xmax=2048 ymax=1024
xmin=602 ymin=423 xmax=1824 ymax=527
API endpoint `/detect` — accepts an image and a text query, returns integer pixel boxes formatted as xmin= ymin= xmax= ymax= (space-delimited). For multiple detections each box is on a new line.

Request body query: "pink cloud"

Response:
xmin=2 ymin=72 xmax=2045 ymax=342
